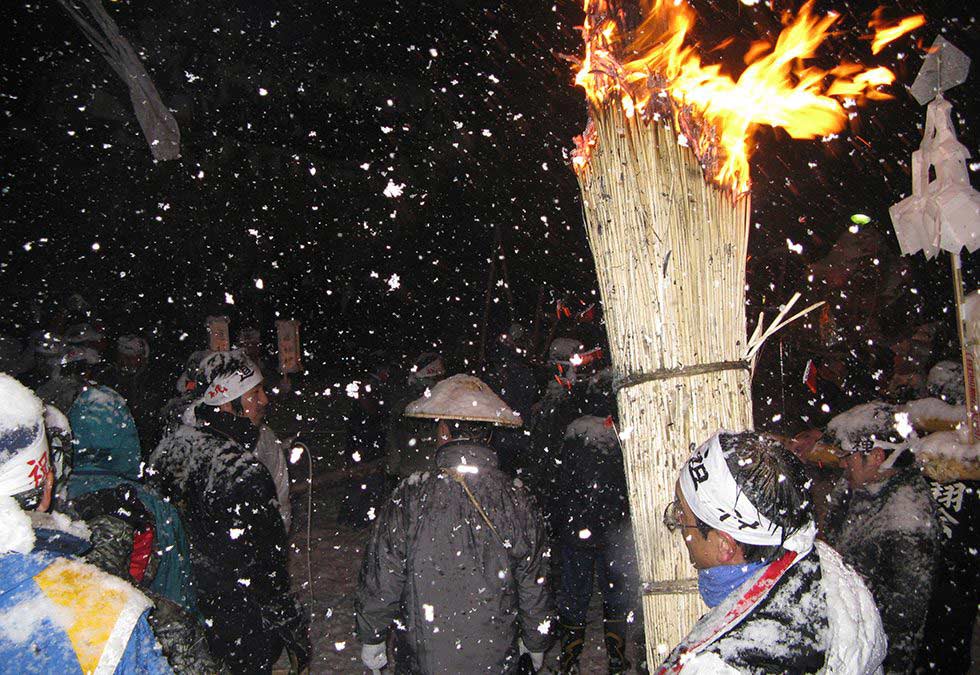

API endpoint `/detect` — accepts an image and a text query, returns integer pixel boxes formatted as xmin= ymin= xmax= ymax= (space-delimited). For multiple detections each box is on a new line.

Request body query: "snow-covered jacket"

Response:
xmin=356 ymin=440 xmax=554 ymax=674
xmin=658 ymin=542 xmax=886 ymax=674
xmin=824 ymin=466 xmax=939 ymax=672
xmin=147 ymin=406 xmax=307 ymax=673
xmin=0 ymin=498 xmax=172 ymax=674
xmin=556 ymin=415 xmax=629 ymax=546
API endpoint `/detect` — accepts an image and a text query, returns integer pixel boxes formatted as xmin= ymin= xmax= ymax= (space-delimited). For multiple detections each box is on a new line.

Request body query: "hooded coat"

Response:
xmin=67 ymin=385 xmax=195 ymax=615
xmin=147 ymin=405 xmax=308 ymax=673
xmin=657 ymin=542 xmax=886 ymax=674
xmin=824 ymin=465 xmax=940 ymax=672
xmin=356 ymin=440 xmax=553 ymax=674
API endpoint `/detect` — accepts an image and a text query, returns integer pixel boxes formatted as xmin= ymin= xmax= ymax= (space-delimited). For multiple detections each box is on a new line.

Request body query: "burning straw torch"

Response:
xmin=567 ymin=0 xmax=923 ymax=662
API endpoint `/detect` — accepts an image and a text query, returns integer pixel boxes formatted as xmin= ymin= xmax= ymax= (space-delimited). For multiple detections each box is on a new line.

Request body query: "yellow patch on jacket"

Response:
xmin=34 ymin=558 xmax=133 ymax=672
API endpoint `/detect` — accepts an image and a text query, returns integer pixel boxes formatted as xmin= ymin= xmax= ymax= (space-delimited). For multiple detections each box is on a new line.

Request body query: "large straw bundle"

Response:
xmin=576 ymin=107 xmax=752 ymax=661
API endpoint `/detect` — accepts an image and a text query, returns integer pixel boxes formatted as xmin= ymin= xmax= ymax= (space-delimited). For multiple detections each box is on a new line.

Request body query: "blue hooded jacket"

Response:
xmin=67 ymin=385 xmax=196 ymax=616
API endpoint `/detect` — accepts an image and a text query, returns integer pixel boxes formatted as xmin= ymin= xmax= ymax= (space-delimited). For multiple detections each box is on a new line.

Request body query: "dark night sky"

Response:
xmin=0 ymin=0 xmax=977 ymax=426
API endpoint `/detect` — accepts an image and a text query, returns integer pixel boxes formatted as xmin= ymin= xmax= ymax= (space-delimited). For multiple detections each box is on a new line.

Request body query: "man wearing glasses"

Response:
xmin=657 ymin=431 xmax=886 ymax=674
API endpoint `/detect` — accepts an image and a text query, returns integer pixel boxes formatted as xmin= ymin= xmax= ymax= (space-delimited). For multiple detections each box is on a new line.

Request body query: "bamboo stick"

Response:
xmin=576 ymin=108 xmax=753 ymax=663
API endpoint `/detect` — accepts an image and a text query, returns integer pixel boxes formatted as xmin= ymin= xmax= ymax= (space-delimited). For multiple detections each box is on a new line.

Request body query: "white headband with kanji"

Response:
xmin=679 ymin=431 xmax=816 ymax=554
xmin=0 ymin=423 xmax=50 ymax=498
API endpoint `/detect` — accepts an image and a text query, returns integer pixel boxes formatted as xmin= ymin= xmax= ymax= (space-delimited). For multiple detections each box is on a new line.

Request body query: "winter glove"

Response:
xmin=361 ymin=642 xmax=387 ymax=671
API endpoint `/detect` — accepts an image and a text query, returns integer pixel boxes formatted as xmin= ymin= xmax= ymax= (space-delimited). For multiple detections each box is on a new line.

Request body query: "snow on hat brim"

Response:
xmin=404 ymin=374 xmax=522 ymax=427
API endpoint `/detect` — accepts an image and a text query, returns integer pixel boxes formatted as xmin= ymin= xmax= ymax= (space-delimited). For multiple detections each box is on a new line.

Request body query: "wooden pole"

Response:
xmin=951 ymin=252 xmax=978 ymax=443
xmin=576 ymin=109 xmax=753 ymax=663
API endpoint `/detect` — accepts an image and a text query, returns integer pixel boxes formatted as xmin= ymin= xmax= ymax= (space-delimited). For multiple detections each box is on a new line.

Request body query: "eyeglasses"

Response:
xmin=663 ymin=499 xmax=701 ymax=534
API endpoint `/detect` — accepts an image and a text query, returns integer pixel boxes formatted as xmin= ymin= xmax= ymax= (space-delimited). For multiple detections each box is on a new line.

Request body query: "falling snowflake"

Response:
xmin=229 ymin=528 xmax=244 ymax=540
xmin=387 ymin=274 xmax=401 ymax=291
xmin=383 ymin=180 xmax=405 ymax=198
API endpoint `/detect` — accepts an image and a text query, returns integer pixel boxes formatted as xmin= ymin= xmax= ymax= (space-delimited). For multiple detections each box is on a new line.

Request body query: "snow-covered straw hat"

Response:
xmin=117 ymin=335 xmax=150 ymax=359
xmin=0 ymin=374 xmax=50 ymax=499
xmin=404 ymin=374 xmax=522 ymax=427
xmin=200 ymin=351 xmax=263 ymax=406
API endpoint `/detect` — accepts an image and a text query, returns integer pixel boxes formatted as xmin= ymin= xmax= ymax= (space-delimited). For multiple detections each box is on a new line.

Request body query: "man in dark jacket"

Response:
xmin=356 ymin=374 xmax=553 ymax=674
xmin=659 ymin=431 xmax=886 ymax=673
xmin=148 ymin=351 xmax=309 ymax=674
xmin=554 ymin=389 xmax=635 ymax=674
xmin=824 ymin=402 xmax=940 ymax=673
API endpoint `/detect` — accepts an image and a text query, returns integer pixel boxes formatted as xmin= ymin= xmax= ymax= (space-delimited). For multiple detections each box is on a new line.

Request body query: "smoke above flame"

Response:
xmin=572 ymin=0 xmax=924 ymax=193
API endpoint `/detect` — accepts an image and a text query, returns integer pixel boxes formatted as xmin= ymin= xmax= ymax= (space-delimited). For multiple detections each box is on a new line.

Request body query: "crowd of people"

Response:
xmin=0 ymin=310 xmax=976 ymax=674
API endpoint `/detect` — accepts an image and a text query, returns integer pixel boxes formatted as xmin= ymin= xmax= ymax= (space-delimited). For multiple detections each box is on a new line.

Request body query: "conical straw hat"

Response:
xmin=403 ymin=374 xmax=522 ymax=427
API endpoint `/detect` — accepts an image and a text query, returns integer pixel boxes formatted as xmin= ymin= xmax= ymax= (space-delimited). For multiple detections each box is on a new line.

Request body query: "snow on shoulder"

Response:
xmin=0 ymin=373 xmax=42 ymax=434
xmin=564 ymin=415 xmax=618 ymax=451
xmin=816 ymin=541 xmax=887 ymax=673
xmin=0 ymin=495 xmax=35 ymax=554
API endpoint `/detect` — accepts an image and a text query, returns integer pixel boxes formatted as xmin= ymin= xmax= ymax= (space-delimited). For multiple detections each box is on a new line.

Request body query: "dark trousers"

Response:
xmin=557 ymin=540 xmax=633 ymax=625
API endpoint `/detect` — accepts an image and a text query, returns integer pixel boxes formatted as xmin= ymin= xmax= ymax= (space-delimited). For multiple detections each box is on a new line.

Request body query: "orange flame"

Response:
xmin=869 ymin=10 xmax=926 ymax=54
xmin=572 ymin=0 xmax=911 ymax=193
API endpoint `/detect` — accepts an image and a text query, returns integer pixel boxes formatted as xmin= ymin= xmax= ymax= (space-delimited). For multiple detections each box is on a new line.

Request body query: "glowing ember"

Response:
xmin=869 ymin=10 xmax=926 ymax=55
xmin=571 ymin=0 xmax=920 ymax=193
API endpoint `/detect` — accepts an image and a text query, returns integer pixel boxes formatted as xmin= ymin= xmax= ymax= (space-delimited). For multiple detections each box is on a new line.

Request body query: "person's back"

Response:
xmin=356 ymin=375 xmax=553 ymax=675
xmin=358 ymin=440 xmax=551 ymax=674
xmin=67 ymin=384 xmax=196 ymax=615
xmin=825 ymin=464 xmax=938 ymax=670
xmin=147 ymin=352 xmax=307 ymax=673
xmin=150 ymin=410 xmax=297 ymax=671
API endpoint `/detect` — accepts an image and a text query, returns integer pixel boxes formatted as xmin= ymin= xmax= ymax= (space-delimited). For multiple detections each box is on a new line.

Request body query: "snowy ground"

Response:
xmin=285 ymin=478 xmax=647 ymax=674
